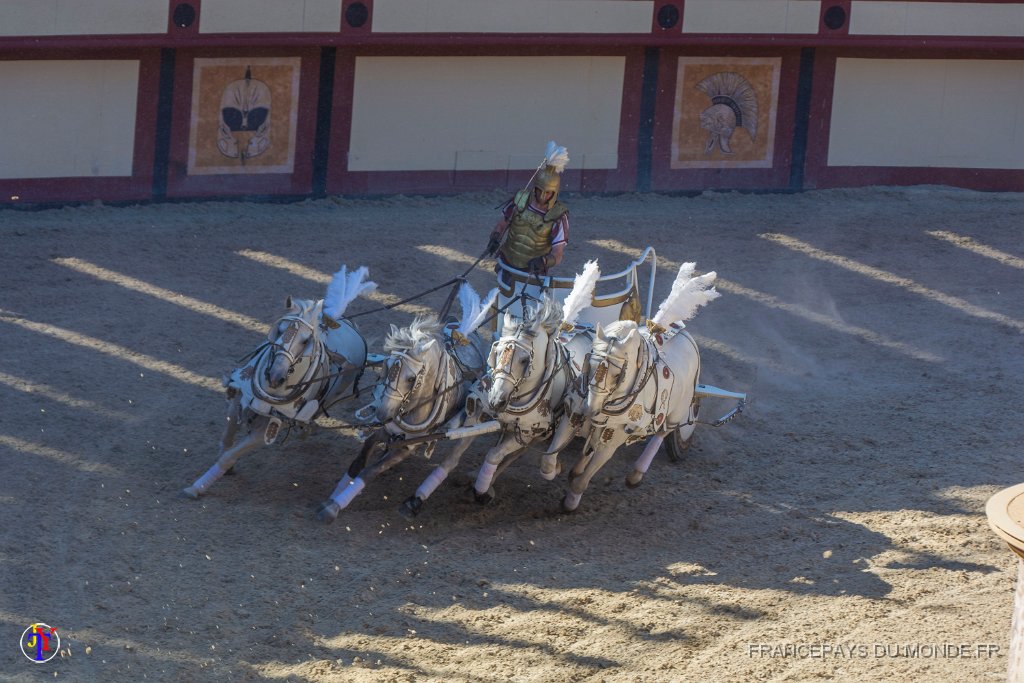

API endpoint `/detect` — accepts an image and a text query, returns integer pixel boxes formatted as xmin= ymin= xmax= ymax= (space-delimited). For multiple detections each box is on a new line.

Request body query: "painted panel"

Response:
xmin=670 ymin=57 xmax=781 ymax=169
xmin=0 ymin=60 xmax=139 ymax=179
xmin=850 ymin=2 xmax=1024 ymax=37
xmin=682 ymin=0 xmax=821 ymax=34
xmin=372 ymin=0 xmax=653 ymax=33
xmin=828 ymin=58 xmax=1024 ymax=169
xmin=187 ymin=57 xmax=302 ymax=175
xmin=0 ymin=0 xmax=167 ymax=36
xmin=348 ymin=56 xmax=625 ymax=171
xmin=201 ymin=0 xmax=341 ymax=33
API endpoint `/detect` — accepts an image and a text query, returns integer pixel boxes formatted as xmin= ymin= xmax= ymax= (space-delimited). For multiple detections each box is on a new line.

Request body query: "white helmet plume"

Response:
xmin=543 ymin=141 xmax=569 ymax=174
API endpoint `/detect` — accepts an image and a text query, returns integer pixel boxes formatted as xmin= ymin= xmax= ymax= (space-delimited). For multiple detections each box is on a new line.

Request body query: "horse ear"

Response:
xmin=594 ymin=322 xmax=605 ymax=341
xmin=285 ymin=296 xmax=299 ymax=313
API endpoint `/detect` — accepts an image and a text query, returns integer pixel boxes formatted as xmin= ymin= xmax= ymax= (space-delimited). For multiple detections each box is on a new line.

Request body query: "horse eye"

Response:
xmin=519 ymin=358 xmax=529 ymax=366
xmin=407 ymin=376 xmax=415 ymax=385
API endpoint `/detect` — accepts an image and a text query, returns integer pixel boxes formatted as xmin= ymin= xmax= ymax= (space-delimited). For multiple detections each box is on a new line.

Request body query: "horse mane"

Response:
xmin=384 ymin=315 xmax=442 ymax=353
xmin=526 ymin=296 xmax=562 ymax=334
xmin=593 ymin=320 xmax=639 ymax=357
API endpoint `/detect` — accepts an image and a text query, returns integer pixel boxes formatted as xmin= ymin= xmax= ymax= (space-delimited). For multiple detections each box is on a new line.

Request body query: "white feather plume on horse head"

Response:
xmin=561 ymin=260 xmax=600 ymax=327
xmin=456 ymin=281 xmax=499 ymax=336
xmin=543 ymin=140 xmax=569 ymax=174
xmin=323 ymin=265 xmax=377 ymax=320
xmin=651 ymin=262 xmax=720 ymax=326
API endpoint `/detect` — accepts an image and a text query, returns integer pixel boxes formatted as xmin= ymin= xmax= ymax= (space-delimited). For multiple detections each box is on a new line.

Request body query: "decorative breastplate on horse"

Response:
xmin=500 ymin=191 xmax=567 ymax=269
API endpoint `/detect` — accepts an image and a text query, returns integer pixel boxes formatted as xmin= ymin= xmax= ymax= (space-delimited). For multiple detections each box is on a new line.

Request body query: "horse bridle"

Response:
xmin=583 ymin=339 xmax=655 ymax=416
xmin=269 ymin=315 xmax=317 ymax=368
xmin=489 ymin=326 xmax=538 ymax=393
xmin=380 ymin=350 xmax=429 ymax=415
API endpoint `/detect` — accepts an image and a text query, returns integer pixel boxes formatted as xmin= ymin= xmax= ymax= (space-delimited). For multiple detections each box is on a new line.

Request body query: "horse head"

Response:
xmin=376 ymin=317 xmax=444 ymax=424
xmin=581 ymin=321 xmax=641 ymax=419
xmin=486 ymin=298 xmax=560 ymax=413
xmin=266 ymin=297 xmax=321 ymax=391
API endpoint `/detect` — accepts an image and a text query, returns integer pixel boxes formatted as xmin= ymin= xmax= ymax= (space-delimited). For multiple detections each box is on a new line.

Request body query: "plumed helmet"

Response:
xmin=532 ymin=165 xmax=562 ymax=206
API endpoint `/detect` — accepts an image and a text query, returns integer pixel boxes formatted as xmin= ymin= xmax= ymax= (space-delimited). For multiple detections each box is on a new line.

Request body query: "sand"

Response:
xmin=1 ymin=185 xmax=1022 ymax=681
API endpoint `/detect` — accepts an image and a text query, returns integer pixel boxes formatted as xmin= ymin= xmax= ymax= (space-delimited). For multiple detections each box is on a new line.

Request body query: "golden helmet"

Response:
xmin=531 ymin=165 xmax=562 ymax=207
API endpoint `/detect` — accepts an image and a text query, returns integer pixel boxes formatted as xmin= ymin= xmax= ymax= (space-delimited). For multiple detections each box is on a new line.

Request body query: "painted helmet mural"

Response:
xmin=217 ymin=65 xmax=272 ymax=162
xmin=695 ymin=71 xmax=758 ymax=155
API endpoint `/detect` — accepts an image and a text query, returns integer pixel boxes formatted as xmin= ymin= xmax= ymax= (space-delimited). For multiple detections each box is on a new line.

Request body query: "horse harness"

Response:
xmin=251 ymin=314 xmax=332 ymax=410
xmin=382 ymin=344 xmax=462 ymax=436
xmin=492 ymin=330 xmax=573 ymax=445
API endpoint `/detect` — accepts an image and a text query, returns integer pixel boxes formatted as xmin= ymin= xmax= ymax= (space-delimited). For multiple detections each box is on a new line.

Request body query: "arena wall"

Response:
xmin=1 ymin=0 xmax=1023 ymax=204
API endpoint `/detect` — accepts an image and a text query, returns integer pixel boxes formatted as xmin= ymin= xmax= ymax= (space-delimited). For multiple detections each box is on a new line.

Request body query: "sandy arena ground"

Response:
xmin=1 ymin=186 xmax=1022 ymax=682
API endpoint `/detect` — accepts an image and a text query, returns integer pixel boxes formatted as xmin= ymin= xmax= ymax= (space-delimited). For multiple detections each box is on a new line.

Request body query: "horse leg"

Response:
xmin=493 ymin=445 xmax=528 ymax=481
xmin=474 ymin=436 xmax=524 ymax=504
xmin=563 ymin=443 xmax=617 ymax=512
xmin=626 ymin=434 xmax=665 ymax=489
xmin=539 ymin=447 xmax=563 ymax=481
xmin=400 ymin=436 xmax=477 ymax=519
xmin=221 ymin=394 xmax=243 ymax=475
xmin=317 ymin=443 xmax=415 ymax=523
xmin=182 ymin=415 xmax=269 ymax=498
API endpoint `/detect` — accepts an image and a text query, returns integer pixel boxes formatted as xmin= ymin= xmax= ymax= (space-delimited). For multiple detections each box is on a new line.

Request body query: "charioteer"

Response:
xmin=486 ymin=141 xmax=570 ymax=276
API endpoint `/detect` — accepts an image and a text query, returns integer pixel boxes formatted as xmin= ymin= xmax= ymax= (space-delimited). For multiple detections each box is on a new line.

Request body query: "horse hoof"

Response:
xmin=562 ymin=491 xmax=582 ymax=512
xmin=399 ymin=497 xmax=422 ymax=519
xmin=625 ymin=469 xmax=644 ymax=489
xmin=474 ymin=488 xmax=495 ymax=505
xmin=316 ymin=502 xmax=339 ymax=524
xmin=539 ymin=462 xmax=562 ymax=481
xmin=181 ymin=486 xmax=201 ymax=499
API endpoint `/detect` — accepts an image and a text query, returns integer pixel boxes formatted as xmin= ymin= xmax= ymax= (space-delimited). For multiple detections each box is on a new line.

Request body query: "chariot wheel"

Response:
xmin=667 ymin=399 xmax=699 ymax=463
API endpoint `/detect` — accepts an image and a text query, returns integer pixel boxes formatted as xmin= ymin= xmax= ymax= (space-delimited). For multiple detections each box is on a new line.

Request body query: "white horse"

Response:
xmin=553 ymin=263 xmax=720 ymax=512
xmin=317 ymin=284 xmax=495 ymax=521
xmin=183 ymin=266 xmax=375 ymax=499
xmin=469 ymin=259 xmax=604 ymax=502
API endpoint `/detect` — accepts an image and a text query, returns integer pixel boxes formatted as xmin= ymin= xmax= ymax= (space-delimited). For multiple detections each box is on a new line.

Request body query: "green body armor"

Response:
xmin=499 ymin=190 xmax=568 ymax=270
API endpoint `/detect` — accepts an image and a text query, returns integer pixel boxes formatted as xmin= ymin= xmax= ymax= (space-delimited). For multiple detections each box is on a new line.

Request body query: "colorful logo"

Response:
xmin=20 ymin=623 xmax=59 ymax=663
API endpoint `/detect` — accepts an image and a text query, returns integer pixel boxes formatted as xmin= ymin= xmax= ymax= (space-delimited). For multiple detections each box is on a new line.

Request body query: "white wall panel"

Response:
xmin=201 ymin=0 xmax=341 ymax=33
xmin=0 ymin=0 xmax=167 ymax=36
xmin=372 ymin=0 xmax=653 ymax=33
xmin=850 ymin=2 xmax=1024 ymax=36
xmin=682 ymin=0 xmax=821 ymax=34
xmin=348 ymin=56 xmax=625 ymax=171
xmin=828 ymin=58 xmax=1024 ymax=169
xmin=0 ymin=61 xmax=139 ymax=179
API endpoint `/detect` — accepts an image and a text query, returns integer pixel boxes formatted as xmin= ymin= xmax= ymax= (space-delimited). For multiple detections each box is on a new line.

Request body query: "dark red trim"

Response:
xmin=819 ymin=0 xmax=851 ymax=37
xmin=168 ymin=0 xmax=201 ymax=37
xmin=342 ymin=0 xmax=372 ymax=33
xmin=802 ymin=49 xmax=839 ymax=191
xmin=164 ymin=47 xmax=320 ymax=198
xmin=0 ymin=49 xmax=160 ymax=205
xmin=649 ymin=47 xmax=801 ymax=192
xmin=6 ymin=30 xmax=1024 ymax=52
xmin=325 ymin=48 xmax=356 ymax=193
xmin=813 ymin=166 xmax=1024 ymax=192
xmin=652 ymin=0 xmax=683 ymax=35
